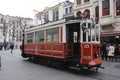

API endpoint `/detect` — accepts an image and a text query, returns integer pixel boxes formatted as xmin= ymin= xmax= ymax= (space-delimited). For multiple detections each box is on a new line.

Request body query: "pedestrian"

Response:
xmin=114 ymin=44 xmax=120 ymax=62
xmin=0 ymin=55 xmax=1 ymax=70
xmin=10 ymin=44 xmax=14 ymax=54
xmin=101 ymin=42 xmax=107 ymax=61
xmin=4 ymin=43 xmax=6 ymax=50
xmin=107 ymin=44 xmax=115 ymax=61
xmin=100 ymin=44 xmax=103 ymax=57
xmin=20 ymin=45 xmax=22 ymax=51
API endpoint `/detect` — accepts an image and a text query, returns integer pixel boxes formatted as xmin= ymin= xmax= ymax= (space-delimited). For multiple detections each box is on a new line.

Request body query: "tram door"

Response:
xmin=66 ymin=23 xmax=80 ymax=61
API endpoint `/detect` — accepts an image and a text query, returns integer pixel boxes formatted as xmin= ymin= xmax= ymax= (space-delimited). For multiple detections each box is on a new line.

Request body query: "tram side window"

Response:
xmin=27 ymin=33 xmax=34 ymax=43
xmin=46 ymin=28 xmax=59 ymax=42
xmin=36 ymin=31 xmax=44 ymax=42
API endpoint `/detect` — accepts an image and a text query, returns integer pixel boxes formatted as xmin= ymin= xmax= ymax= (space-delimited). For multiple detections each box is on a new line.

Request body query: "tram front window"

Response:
xmin=82 ymin=22 xmax=100 ymax=42
xmin=91 ymin=24 xmax=100 ymax=42
xmin=82 ymin=23 xmax=91 ymax=42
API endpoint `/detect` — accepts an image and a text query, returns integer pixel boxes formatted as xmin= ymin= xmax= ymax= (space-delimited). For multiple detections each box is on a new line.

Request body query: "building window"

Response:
xmin=84 ymin=0 xmax=89 ymax=3
xmin=84 ymin=9 xmax=90 ymax=19
xmin=116 ymin=0 xmax=120 ymax=16
xmin=46 ymin=28 xmax=59 ymax=42
xmin=65 ymin=8 xmax=68 ymax=14
xmin=53 ymin=9 xmax=59 ymax=21
xmin=95 ymin=6 xmax=99 ymax=23
xmin=76 ymin=11 xmax=82 ymax=17
xmin=44 ymin=13 xmax=49 ymax=23
xmin=27 ymin=33 xmax=34 ymax=43
xmin=76 ymin=0 xmax=81 ymax=5
xmin=69 ymin=6 xmax=72 ymax=13
xmin=102 ymin=0 xmax=110 ymax=16
xmin=35 ymin=31 xmax=44 ymax=42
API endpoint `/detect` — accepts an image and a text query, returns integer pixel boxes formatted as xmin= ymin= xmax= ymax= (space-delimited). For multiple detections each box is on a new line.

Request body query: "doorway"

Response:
xmin=66 ymin=23 xmax=80 ymax=60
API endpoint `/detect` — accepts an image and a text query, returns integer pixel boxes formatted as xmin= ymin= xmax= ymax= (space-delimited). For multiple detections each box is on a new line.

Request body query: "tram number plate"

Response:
xmin=84 ymin=45 xmax=89 ymax=48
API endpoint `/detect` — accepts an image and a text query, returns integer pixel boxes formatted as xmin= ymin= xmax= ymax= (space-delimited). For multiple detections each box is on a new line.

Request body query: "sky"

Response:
xmin=0 ymin=0 xmax=74 ymax=19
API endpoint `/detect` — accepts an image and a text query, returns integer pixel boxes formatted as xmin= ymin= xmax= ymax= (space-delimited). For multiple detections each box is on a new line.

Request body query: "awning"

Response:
xmin=101 ymin=31 xmax=120 ymax=37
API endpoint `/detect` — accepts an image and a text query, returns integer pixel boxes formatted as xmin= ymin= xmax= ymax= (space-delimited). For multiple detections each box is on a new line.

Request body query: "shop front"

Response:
xmin=101 ymin=31 xmax=120 ymax=46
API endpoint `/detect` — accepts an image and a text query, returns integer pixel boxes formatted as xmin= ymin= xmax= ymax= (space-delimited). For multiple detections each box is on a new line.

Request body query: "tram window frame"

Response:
xmin=35 ymin=31 xmax=44 ymax=43
xmin=27 ymin=33 xmax=34 ymax=43
xmin=46 ymin=28 xmax=59 ymax=42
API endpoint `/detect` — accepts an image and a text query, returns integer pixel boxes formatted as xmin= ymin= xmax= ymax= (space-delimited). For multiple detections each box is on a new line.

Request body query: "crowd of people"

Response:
xmin=100 ymin=42 xmax=120 ymax=62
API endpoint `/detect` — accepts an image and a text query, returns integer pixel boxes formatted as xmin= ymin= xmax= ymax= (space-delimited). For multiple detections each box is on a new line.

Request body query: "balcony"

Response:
xmin=99 ymin=15 xmax=115 ymax=26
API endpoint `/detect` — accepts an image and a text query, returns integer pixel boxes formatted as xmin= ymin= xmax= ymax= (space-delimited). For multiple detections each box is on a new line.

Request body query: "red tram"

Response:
xmin=21 ymin=18 xmax=102 ymax=70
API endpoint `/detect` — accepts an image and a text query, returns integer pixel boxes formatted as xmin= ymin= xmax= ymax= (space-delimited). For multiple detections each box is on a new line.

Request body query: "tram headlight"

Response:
xmin=94 ymin=51 xmax=99 ymax=58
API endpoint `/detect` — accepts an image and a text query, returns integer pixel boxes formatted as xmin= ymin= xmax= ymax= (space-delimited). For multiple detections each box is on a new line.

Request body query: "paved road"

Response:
xmin=0 ymin=49 xmax=120 ymax=80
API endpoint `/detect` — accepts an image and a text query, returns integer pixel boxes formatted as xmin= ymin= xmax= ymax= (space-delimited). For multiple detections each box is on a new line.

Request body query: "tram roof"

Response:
xmin=25 ymin=18 xmax=94 ymax=33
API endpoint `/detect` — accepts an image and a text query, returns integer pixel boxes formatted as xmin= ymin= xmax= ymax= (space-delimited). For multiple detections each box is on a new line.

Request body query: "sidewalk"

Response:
xmin=11 ymin=49 xmax=22 ymax=58
xmin=0 ymin=49 xmax=22 ymax=58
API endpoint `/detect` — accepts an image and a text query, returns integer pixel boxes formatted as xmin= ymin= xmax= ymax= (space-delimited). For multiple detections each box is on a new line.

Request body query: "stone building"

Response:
xmin=99 ymin=0 xmax=120 ymax=45
xmin=0 ymin=29 xmax=4 ymax=43
xmin=74 ymin=0 xmax=120 ymax=45
xmin=34 ymin=0 xmax=74 ymax=25
xmin=0 ymin=14 xmax=33 ymax=49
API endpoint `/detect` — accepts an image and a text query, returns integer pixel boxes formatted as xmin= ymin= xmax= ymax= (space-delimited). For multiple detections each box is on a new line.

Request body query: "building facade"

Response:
xmin=34 ymin=0 xmax=74 ymax=25
xmin=0 ymin=29 xmax=4 ymax=43
xmin=0 ymin=14 xmax=33 ymax=48
xmin=74 ymin=0 xmax=120 ymax=45
xmin=74 ymin=0 xmax=99 ymax=22
xmin=99 ymin=0 xmax=120 ymax=45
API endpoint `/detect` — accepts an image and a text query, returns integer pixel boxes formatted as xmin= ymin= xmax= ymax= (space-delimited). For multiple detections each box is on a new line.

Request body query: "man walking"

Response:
xmin=101 ymin=42 xmax=107 ymax=61
xmin=10 ymin=44 xmax=14 ymax=53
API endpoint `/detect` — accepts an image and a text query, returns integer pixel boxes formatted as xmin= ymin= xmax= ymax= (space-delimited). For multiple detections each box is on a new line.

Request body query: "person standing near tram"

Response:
xmin=107 ymin=44 xmax=115 ymax=61
xmin=101 ymin=42 xmax=108 ymax=61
